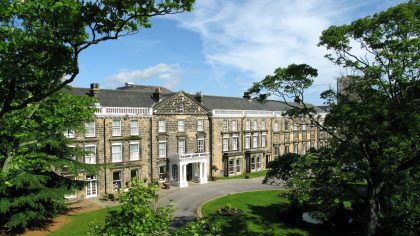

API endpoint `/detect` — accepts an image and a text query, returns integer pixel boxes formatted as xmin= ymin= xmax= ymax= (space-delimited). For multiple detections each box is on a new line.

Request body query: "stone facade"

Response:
xmin=66 ymin=85 xmax=329 ymax=200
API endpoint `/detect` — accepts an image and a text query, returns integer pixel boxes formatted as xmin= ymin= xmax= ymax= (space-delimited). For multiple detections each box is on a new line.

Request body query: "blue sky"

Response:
xmin=73 ymin=0 xmax=405 ymax=104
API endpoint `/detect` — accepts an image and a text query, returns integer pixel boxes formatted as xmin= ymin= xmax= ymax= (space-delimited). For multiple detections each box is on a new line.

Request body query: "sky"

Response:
xmin=73 ymin=0 xmax=406 ymax=105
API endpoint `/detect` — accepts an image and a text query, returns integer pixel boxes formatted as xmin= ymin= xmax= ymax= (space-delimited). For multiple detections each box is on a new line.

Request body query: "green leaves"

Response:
xmin=0 ymin=0 xmax=195 ymax=118
xmin=89 ymin=179 xmax=175 ymax=236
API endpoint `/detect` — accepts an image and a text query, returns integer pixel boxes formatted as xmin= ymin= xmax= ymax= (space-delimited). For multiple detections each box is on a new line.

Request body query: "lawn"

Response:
xmin=48 ymin=206 xmax=120 ymax=236
xmin=201 ymin=190 xmax=358 ymax=236
xmin=217 ymin=170 xmax=268 ymax=180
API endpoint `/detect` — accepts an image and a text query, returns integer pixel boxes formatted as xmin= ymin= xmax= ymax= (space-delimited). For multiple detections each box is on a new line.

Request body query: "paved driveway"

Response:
xmin=158 ymin=177 xmax=283 ymax=227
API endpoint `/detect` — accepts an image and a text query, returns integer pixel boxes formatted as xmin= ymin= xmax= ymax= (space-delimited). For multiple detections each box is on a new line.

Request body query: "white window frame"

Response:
xmin=253 ymin=134 xmax=258 ymax=148
xmin=85 ymin=121 xmax=96 ymax=137
xmin=294 ymin=143 xmax=299 ymax=154
xmin=251 ymin=157 xmax=256 ymax=170
xmin=197 ymin=138 xmax=205 ymax=152
xmin=245 ymin=120 xmax=251 ymax=131
xmin=284 ymin=120 xmax=289 ymax=131
xmin=261 ymin=120 xmax=266 ymax=130
xmin=178 ymin=120 xmax=185 ymax=132
xmin=231 ymin=120 xmax=237 ymax=131
xmin=253 ymin=120 xmax=258 ymax=131
xmin=158 ymin=141 xmax=167 ymax=158
xmin=178 ymin=139 xmax=186 ymax=154
xmin=64 ymin=130 xmax=75 ymax=138
xmin=274 ymin=122 xmax=279 ymax=132
xmin=84 ymin=145 xmax=96 ymax=164
xmin=112 ymin=120 xmax=122 ymax=136
xmin=261 ymin=132 xmax=267 ymax=147
xmin=86 ymin=175 xmax=97 ymax=198
xmin=302 ymin=124 xmax=307 ymax=131
xmin=129 ymin=142 xmax=140 ymax=161
xmin=245 ymin=135 xmax=251 ymax=149
xmin=232 ymin=135 xmax=238 ymax=151
xmin=294 ymin=123 xmax=299 ymax=131
xmin=222 ymin=120 xmax=228 ymax=132
xmin=130 ymin=120 xmax=139 ymax=136
xmin=256 ymin=156 xmax=261 ymax=169
xmin=197 ymin=120 xmax=204 ymax=132
xmin=158 ymin=120 xmax=166 ymax=133
xmin=112 ymin=143 xmax=123 ymax=162
xmin=222 ymin=134 xmax=229 ymax=151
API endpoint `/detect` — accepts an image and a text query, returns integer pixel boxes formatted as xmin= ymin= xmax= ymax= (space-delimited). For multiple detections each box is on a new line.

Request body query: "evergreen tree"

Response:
xmin=0 ymin=90 xmax=96 ymax=233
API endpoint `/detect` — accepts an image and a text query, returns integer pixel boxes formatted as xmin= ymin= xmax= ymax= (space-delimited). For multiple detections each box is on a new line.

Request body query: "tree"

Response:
xmin=0 ymin=89 xmax=97 ymax=233
xmin=249 ymin=1 xmax=420 ymax=235
xmin=0 ymin=0 xmax=195 ymax=118
xmin=89 ymin=179 xmax=175 ymax=236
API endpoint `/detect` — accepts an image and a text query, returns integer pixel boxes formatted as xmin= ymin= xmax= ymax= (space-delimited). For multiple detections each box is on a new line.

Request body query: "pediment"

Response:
xmin=154 ymin=92 xmax=208 ymax=115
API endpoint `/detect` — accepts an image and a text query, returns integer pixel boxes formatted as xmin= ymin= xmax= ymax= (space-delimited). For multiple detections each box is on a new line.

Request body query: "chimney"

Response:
xmin=195 ymin=91 xmax=203 ymax=104
xmin=294 ymin=96 xmax=301 ymax=104
xmin=153 ymin=87 xmax=160 ymax=101
xmin=125 ymin=82 xmax=134 ymax=87
xmin=89 ymin=83 xmax=99 ymax=97
xmin=243 ymin=92 xmax=251 ymax=100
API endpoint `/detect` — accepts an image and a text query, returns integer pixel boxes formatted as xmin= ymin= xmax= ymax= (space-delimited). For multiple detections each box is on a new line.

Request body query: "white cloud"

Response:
xmin=168 ymin=0 xmax=400 ymax=102
xmin=108 ymin=63 xmax=181 ymax=89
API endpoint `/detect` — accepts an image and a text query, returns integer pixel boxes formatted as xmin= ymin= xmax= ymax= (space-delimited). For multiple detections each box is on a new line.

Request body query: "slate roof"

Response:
xmin=70 ymin=87 xmax=156 ymax=107
xmin=69 ymin=85 xmax=324 ymax=113
xmin=117 ymin=84 xmax=172 ymax=94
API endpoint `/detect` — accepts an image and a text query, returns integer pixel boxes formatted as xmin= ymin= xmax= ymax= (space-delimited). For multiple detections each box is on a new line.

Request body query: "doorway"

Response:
xmin=186 ymin=163 xmax=193 ymax=181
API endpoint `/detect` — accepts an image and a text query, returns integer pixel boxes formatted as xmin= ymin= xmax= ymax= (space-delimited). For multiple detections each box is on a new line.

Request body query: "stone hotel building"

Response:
xmin=65 ymin=83 xmax=328 ymax=199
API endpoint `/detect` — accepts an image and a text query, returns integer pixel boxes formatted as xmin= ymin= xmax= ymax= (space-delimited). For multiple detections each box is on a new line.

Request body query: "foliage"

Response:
xmin=89 ymin=179 xmax=175 ymax=236
xmin=173 ymin=218 xmax=222 ymax=236
xmin=0 ymin=0 xmax=195 ymax=118
xmin=249 ymin=1 xmax=419 ymax=235
xmin=263 ymin=153 xmax=300 ymax=183
xmin=0 ymin=90 xmax=96 ymax=233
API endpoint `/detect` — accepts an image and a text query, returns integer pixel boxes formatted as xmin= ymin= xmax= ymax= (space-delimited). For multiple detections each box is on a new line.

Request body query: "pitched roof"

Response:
xmin=69 ymin=85 xmax=325 ymax=113
xmin=70 ymin=87 xmax=156 ymax=107
xmin=117 ymin=84 xmax=172 ymax=94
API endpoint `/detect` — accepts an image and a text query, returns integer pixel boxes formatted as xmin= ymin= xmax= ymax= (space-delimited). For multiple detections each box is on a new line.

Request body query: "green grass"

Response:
xmin=201 ymin=190 xmax=357 ymax=236
xmin=48 ymin=206 xmax=120 ymax=236
xmin=201 ymin=190 xmax=308 ymax=235
xmin=217 ymin=170 xmax=268 ymax=180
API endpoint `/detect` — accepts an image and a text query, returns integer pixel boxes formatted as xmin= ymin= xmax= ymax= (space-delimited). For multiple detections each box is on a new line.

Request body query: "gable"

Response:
xmin=154 ymin=92 xmax=208 ymax=115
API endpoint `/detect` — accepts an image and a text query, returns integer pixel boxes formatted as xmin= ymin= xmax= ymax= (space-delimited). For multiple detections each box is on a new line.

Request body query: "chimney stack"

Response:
xmin=195 ymin=91 xmax=203 ymax=104
xmin=294 ymin=96 xmax=301 ymax=104
xmin=89 ymin=83 xmax=100 ymax=97
xmin=243 ymin=92 xmax=251 ymax=100
xmin=153 ymin=87 xmax=161 ymax=101
xmin=125 ymin=82 xmax=134 ymax=87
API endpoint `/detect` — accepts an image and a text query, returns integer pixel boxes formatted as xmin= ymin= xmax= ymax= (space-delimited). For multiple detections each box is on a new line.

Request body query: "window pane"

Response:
xmin=112 ymin=120 xmax=121 ymax=136
xmin=112 ymin=145 xmax=122 ymax=162
xmin=131 ymin=120 xmax=139 ymax=135
xmin=197 ymin=120 xmax=204 ymax=131
xmin=85 ymin=122 xmax=95 ymax=137
xmin=130 ymin=143 xmax=139 ymax=160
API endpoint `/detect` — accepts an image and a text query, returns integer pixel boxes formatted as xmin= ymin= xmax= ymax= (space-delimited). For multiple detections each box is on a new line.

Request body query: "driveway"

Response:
xmin=158 ymin=177 xmax=283 ymax=228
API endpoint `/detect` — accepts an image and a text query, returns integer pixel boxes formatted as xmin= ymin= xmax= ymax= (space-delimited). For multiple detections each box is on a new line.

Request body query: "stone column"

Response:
xmin=202 ymin=161 xmax=208 ymax=184
xmin=179 ymin=163 xmax=188 ymax=188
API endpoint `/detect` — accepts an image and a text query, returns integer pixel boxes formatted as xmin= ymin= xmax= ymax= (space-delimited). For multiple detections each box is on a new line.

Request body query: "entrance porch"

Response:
xmin=168 ymin=152 xmax=209 ymax=188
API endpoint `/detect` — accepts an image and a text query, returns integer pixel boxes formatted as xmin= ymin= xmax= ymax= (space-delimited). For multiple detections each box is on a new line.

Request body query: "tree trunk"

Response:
xmin=363 ymin=183 xmax=383 ymax=236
